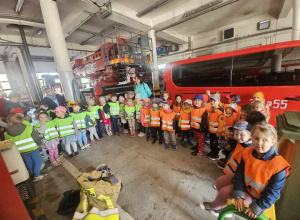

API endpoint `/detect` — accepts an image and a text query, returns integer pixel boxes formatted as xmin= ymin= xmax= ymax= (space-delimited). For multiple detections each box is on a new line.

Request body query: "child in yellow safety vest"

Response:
xmin=207 ymin=92 xmax=224 ymax=160
xmin=108 ymin=94 xmax=121 ymax=136
xmin=201 ymin=124 xmax=290 ymax=218
xmin=140 ymin=98 xmax=151 ymax=140
xmin=4 ymin=113 xmax=48 ymax=182
xmin=125 ymin=99 xmax=136 ymax=137
xmin=70 ymin=103 xmax=92 ymax=150
xmin=150 ymin=98 xmax=163 ymax=145
xmin=179 ymin=99 xmax=193 ymax=148
xmin=34 ymin=111 xmax=63 ymax=167
xmin=190 ymin=94 xmax=208 ymax=156
xmin=160 ymin=100 xmax=176 ymax=150
xmin=135 ymin=93 xmax=144 ymax=137
xmin=53 ymin=106 xmax=79 ymax=158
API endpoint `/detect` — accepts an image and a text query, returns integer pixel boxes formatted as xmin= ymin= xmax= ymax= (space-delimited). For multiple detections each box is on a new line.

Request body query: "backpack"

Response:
xmin=57 ymin=190 xmax=80 ymax=216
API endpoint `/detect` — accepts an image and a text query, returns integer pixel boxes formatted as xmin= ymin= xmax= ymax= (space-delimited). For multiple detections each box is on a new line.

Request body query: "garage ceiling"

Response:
xmin=0 ymin=0 xmax=292 ymax=56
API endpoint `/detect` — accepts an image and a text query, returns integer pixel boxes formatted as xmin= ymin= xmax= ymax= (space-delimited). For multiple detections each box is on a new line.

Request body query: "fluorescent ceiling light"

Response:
xmin=158 ymin=64 xmax=166 ymax=69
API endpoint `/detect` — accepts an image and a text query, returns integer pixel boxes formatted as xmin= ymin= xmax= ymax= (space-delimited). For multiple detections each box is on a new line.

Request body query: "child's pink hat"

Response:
xmin=52 ymin=106 xmax=67 ymax=113
xmin=144 ymin=98 xmax=150 ymax=103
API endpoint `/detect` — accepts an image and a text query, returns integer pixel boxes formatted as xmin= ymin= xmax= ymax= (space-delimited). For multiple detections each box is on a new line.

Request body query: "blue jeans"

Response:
xmin=111 ymin=116 xmax=119 ymax=134
xmin=22 ymin=150 xmax=42 ymax=177
xmin=77 ymin=129 xmax=88 ymax=146
xmin=96 ymin=119 xmax=103 ymax=138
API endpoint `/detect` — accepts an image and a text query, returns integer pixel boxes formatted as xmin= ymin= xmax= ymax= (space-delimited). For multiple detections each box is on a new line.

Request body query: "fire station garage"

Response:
xmin=0 ymin=0 xmax=300 ymax=219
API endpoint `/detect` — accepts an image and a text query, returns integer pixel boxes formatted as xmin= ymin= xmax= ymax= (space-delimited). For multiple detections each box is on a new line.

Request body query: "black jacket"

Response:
xmin=41 ymin=94 xmax=66 ymax=119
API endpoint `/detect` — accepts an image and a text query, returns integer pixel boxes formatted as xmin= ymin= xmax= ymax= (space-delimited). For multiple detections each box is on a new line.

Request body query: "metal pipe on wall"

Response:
xmin=19 ymin=25 xmax=43 ymax=101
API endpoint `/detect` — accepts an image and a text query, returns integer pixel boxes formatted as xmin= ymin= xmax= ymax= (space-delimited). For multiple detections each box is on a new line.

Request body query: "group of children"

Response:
xmin=3 ymin=89 xmax=290 ymax=219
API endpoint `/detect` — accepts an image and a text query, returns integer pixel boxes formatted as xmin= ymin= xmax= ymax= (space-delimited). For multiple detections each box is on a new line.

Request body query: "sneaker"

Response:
xmin=191 ymin=145 xmax=197 ymax=151
xmin=130 ymin=133 xmax=134 ymax=138
xmin=159 ymin=139 xmax=163 ymax=145
xmin=139 ymin=132 xmax=145 ymax=137
xmin=74 ymin=151 xmax=79 ymax=157
xmin=33 ymin=174 xmax=48 ymax=182
xmin=181 ymin=140 xmax=187 ymax=148
xmin=96 ymin=138 xmax=101 ymax=142
xmin=191 ymin=150 xmax=204 ymax=156
xmin=217 ymin=161 xmax=226 ymax=169
xmin=165 ymin=144 xmax=169 ymax=150
xmin=152 ymin=139 xmax=158 ymax=144
xmin=115 ymin=132 xmax=121 ymax=136
xmin=91 ymin=140 xmax=96 ymax=144
xmin=172 ymin=145 xmax=177 ymax=151
xmin=85 ymin=143 xmax=91 ymax=148
xmin=207 ymin=154 xmax=220 ymax=161
xmin=80 ymin=145 xmax=87 ymax=150
xmin=199 ymin=202 xmax=220 ymax=217
xmin=69 ymin=153 xmax=75 ymax=158
xmin=187 ymin=140 xmax=193 ymax=146
xmin=124 ymin=129 xmax=129 ymax=134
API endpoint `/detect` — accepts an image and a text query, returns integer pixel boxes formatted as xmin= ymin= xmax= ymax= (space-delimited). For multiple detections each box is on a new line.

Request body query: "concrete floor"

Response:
xmin=34 ymin=133 xmax=225 ymax=220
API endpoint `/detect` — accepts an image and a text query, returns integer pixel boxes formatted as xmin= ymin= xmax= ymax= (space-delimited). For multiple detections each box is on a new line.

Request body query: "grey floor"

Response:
xmin=34 ymin=133 xmax=225 ymax=220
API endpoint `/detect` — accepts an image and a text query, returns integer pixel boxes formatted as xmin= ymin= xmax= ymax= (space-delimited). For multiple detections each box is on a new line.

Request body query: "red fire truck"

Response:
xmin=72 ymin=32 xmax=153 ymax=100
xmin=164 ymin=41 xmax=300 ymax=125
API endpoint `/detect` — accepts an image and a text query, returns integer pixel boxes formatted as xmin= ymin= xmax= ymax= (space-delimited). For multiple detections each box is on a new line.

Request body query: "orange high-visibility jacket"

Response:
xmin=173 ymin=105 xmax=181 ymax=120
xmin=161 ymin=111 xmax=176 ymax=132
xmin=141 ymin=108 xmax=150 ymax=126
xmin=179 ymin=110 xmax=191 ymax=130
xmin=242 ymin=147 xmax=290 ymax=199
xmin=223 ymin=143 xmax=247 ymax=175
xmin=224 ymin=104 xmax=242 ymax=119
xmin=150 ymin=108 xmax=161 ymax=127
xmin=191 ymin=107 xmax=206 ymax=130
xmin=208 ymin=108 xmax=224 ymax=133
xmin=223 ymin=113 xmax=238 ymax=138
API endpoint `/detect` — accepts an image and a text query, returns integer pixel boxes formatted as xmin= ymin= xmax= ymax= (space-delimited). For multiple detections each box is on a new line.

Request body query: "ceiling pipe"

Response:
xmin=15 ymin=0 xmax=25 ymax=13
xmin=137 ymin=0 xmax=173 ymax=18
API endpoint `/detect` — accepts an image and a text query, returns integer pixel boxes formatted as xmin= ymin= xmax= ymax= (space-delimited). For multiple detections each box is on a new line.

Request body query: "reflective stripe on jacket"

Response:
xmin=242 ymin=147 xmax=290 ymax=199
xmin=150 ymin=108 xmax=160 ymax=127
xmin=141 ymin=108 xmax=150 ymax=125
xmin=4 ymin=125 xmax=38 ymax=153
xmin=161 ymin=111 xmax=176 ymax=132
xmin=124 ymin=105 xmax=135 ymax=120
xmin=135 ymin=103 xmax=142 ymax=120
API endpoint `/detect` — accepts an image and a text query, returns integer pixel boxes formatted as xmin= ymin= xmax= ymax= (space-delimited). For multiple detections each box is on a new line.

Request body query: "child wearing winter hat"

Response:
xmin=179 ymin=99 xmax=193 ymax=148
xmin=160 ymin=101 xmax=176 ymax=150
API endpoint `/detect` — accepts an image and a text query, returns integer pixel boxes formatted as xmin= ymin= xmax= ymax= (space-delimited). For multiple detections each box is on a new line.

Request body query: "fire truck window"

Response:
xmin=232 ymin=48 xmax=300 ymax=86
xmin=172 ymin=57 xmax=232 ymax=87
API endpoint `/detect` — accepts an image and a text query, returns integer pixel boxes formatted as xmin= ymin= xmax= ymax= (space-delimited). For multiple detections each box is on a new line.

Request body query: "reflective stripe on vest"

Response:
xmin=161 ymin=111 xmax=176 ymax=132
xmin=71 ymin=112 xmax=87 ymax=129
xmin=150 ymin=109 xmax=160 ymax=127
xmin=208 ymin=108 xmax=223 ymax=133
xmin=223 ymin=114 xmax=238 ymax=138
xmin=141 ymin=108 xmax=150 ymax=124
xmin=223 ymin=143 xmax=248 ymax=175
xmin=4 ymin=125 xmax=38 ymax=153
xmin=109 ymin=102 xmax=120 ymax=116
xmin=124 ymin=106 xmax=135 ymax=120
xmin=191 ymin=108 xmax=206 ymax=129
xmin=42 ymin=121 xmax=59 ymax=140
xmin=180 ymin=110 xmax=191 ymax=130
xmin=242 ymin=147 xmax=290 ymax=199
xmin=54 ymin=117 xmax=75 ymax=137
xmin=90 ymin=106 xmax=100 ymax=119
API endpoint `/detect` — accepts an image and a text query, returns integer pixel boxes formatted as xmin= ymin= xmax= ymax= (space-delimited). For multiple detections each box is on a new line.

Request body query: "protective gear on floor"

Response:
xmin=73 ymin=165 xmax=122 ymax=220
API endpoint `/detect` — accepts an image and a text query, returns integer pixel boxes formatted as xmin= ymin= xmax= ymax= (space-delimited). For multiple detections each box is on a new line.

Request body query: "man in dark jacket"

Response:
xmin=41 ymin=88 xmax=66 ymax=119
xmin=3 ymin=92 xmax=27 ymax=117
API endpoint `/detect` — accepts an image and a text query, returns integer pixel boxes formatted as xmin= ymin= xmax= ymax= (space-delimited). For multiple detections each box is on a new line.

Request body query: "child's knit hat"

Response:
xmin=144 ymin=98 xmax=150 ymax=103
xmin=231 ymin=121 xmax=252 ymax=132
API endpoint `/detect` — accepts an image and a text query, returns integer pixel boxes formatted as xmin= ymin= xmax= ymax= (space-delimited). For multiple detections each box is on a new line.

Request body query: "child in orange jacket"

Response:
xmin=179 ymin=99 xmax=192 ymax=148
